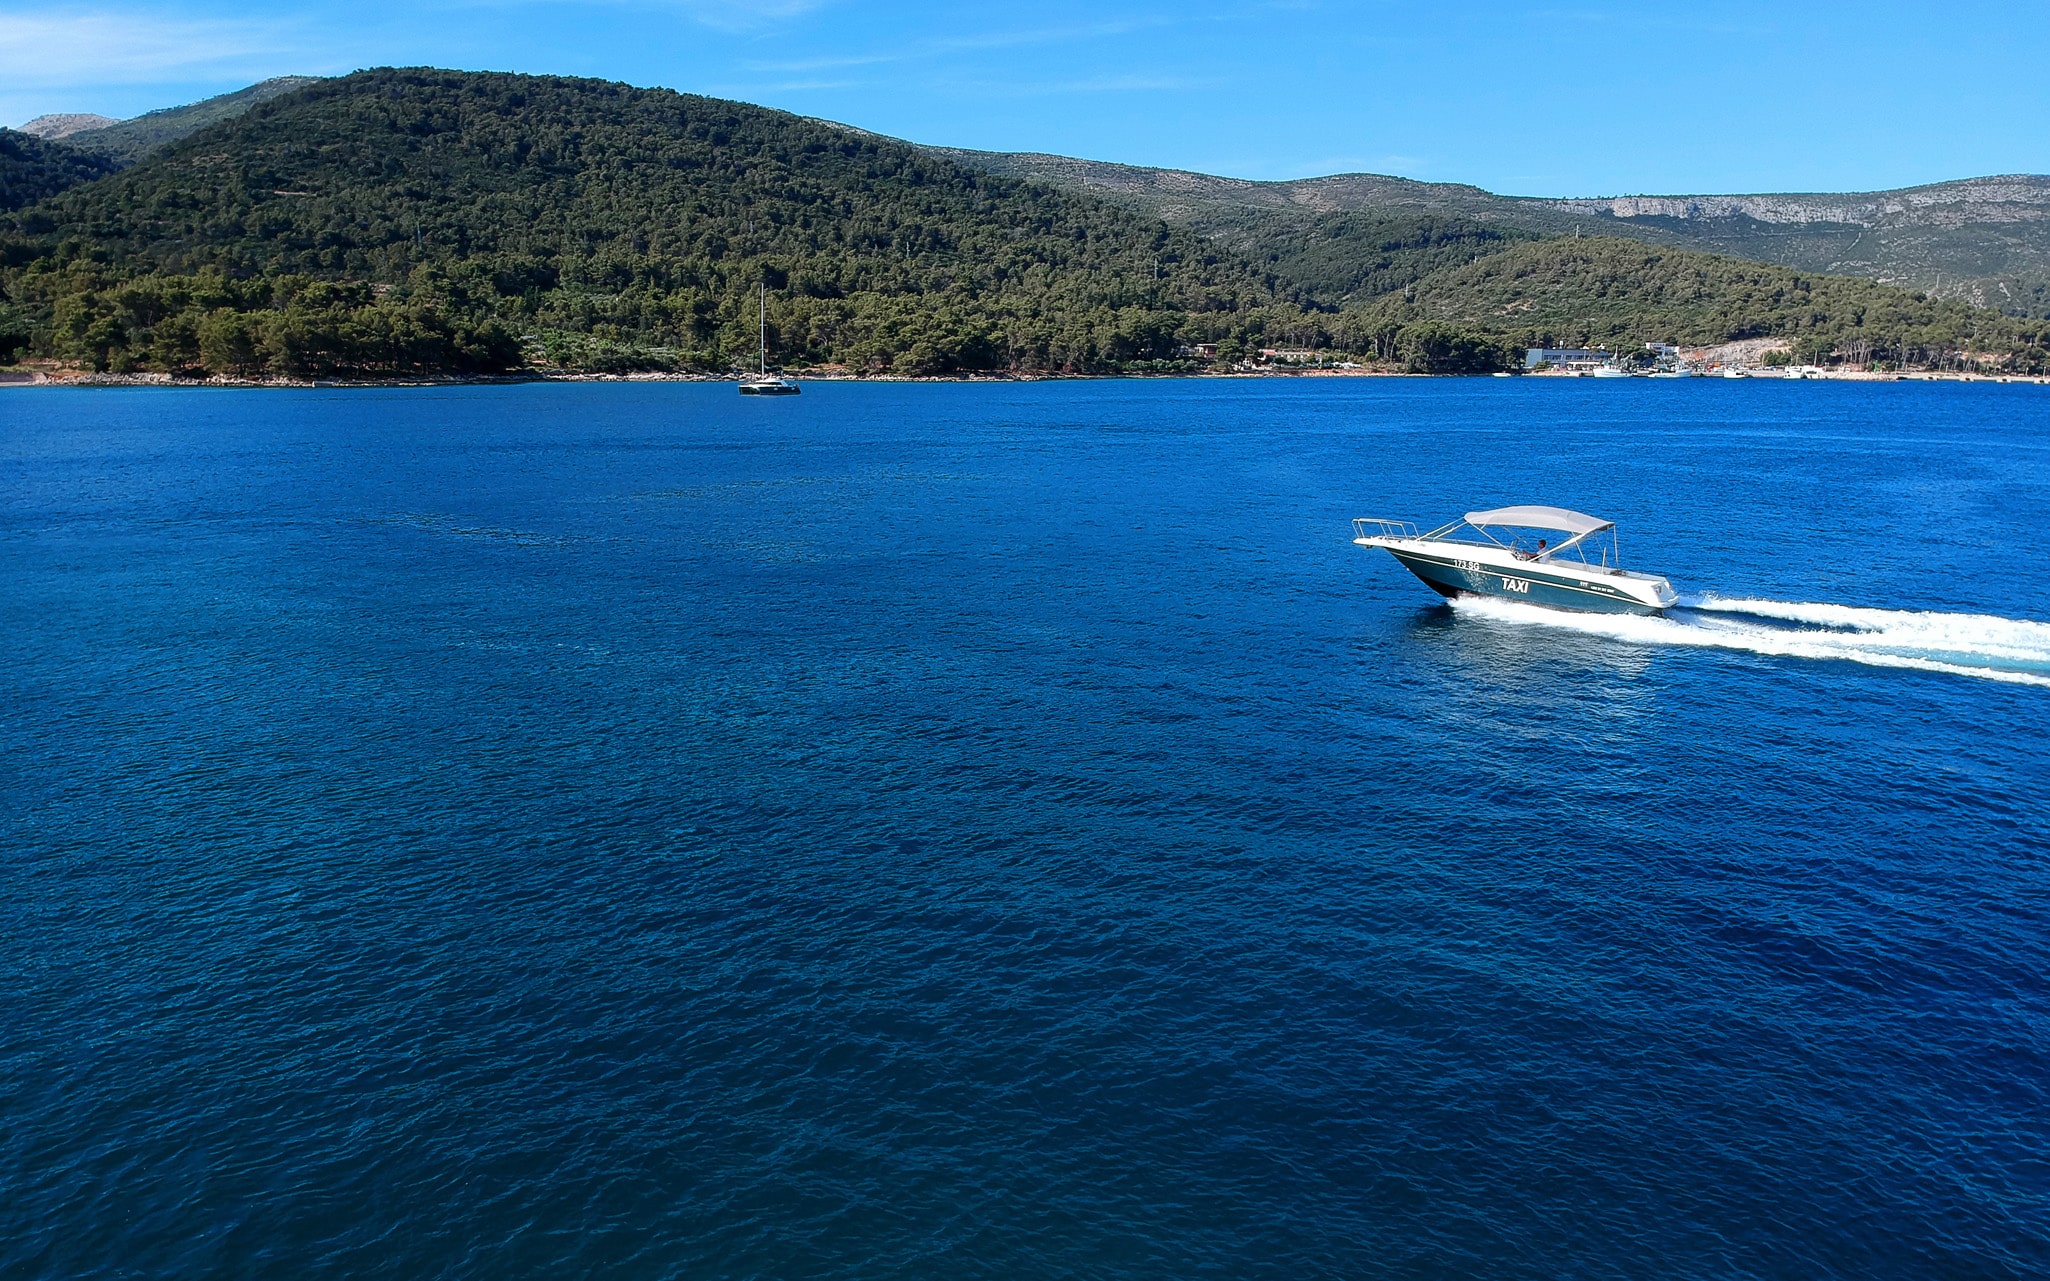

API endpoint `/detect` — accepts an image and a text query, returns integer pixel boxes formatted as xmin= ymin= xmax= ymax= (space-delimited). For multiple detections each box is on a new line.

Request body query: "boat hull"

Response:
xmin=1381 ymin=546 xmax=1669 ymax=615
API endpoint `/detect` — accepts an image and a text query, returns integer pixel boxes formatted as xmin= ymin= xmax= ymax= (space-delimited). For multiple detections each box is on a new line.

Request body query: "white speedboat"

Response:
xmin=1352 ymin=505 xmax=1679 ymax=615
xmin=1590 ymin=364 xmax=1632 ymax=378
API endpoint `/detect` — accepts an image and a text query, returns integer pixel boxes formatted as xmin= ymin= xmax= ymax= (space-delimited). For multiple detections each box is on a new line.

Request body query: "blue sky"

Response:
xmin=4 ymin=1 xmax=2045 ymax=197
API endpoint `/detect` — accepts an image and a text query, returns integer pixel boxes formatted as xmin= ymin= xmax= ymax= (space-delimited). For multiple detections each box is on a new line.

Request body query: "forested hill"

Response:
xmin=3 ymin=68 xmax=2045 ymax=379
xmin=933 ymin=148 xmax=2050 ymax=318
xmin=0 ymin=129 xmax=118 ymax=213
xmin=59 ymin=76 xmax=325 ymax=168
xmin=2 ymin=68 xmax=1311 ymax=377
xmin=1355 ymin=238 xmax=2043 ymax=368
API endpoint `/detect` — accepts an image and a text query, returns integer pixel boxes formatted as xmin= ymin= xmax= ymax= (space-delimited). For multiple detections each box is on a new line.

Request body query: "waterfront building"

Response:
xmin=1525 ymin=347 xmax=1611 ymax=371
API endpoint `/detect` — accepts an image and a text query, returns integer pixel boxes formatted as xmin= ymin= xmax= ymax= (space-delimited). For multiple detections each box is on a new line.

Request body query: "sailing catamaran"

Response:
xmin=739 ymin=283 xmax=800 ymax=395
xmin=1352 ymin=505 xmax=1679 ymax=615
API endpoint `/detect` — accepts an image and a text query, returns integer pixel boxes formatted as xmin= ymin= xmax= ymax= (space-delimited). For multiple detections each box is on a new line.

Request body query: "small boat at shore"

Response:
xmin=1352 ymin=505 xmax=1679 ymax=615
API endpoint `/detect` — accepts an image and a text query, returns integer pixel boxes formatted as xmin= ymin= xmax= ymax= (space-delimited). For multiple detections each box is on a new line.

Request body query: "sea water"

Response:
xmin=3 ymin=378 xmax=2046 ymax=1279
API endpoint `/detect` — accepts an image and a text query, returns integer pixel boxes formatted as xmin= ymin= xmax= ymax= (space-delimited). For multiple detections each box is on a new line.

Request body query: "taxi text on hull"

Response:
xmin=1352 ymin=505 xmax=1679 ymax=615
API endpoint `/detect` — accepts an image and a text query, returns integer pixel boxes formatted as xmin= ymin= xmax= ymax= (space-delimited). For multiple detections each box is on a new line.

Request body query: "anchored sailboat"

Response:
xmin=739 ymin=283 xmax=800 ymax=395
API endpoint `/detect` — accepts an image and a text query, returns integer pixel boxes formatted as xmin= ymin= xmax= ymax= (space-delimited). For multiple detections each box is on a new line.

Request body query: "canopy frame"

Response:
xmin=1384 ymin=505 xmax=1630 ymax=568
xmin=1455 ymin=506 xmax=1621 ymax=567
xmin=1463 ymin=505 xmax=1613 ymax=536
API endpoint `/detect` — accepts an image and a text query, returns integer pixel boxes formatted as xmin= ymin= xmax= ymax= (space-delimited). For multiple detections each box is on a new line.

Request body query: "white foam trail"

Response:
xmin=1448 ymin=594 xmax=2050 ymax=687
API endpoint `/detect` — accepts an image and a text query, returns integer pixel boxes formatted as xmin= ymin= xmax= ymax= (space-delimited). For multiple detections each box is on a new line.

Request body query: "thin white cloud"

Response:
xmin=717 ymin=78 xmax=867 ymax=93
xmin=921 ymin=18 xmax=1170 ymax=53
xmin=658 ymin=0 xmax=830 ymax=34
xmin=740 ymin=52 xmax=902 ymax=73
xmin=740 ymin=18 xmax=1172 ymax=73
xmin=0 ymin=10 xmax=305 ymax=86
xmin=428 ymin=0 xmax=830 ymax=34
xmin=939 ymin=73 xmax=1225 ymax=98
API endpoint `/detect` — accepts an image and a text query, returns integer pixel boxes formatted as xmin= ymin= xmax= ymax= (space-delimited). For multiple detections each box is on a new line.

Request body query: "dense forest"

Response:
xmin=938 ymin=147 xmax=2050 ymax=320
xmin=53 ymin=76 xmax=324 ymax=169
xmin=1353 ymin=238 xmax=2050 ymax=371
xmin=3 ymin=69 xmax=2046 ymax=378
xmin=0 ymin=69 xmax=1327 ymax=376
xmin=1202 ymin=212 xmax=1539 ymax=307
xmin=0 ymin=129 xmax=118 ymax=213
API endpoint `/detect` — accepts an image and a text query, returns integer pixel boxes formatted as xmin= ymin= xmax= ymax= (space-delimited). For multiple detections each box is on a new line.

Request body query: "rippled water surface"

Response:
xmin=4 ymin=378 xmax=2048 ymax=1279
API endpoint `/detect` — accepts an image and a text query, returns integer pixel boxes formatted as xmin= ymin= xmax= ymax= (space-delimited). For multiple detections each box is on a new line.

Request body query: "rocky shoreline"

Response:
xmin=6 ymin=365 xmax=2042 ymax=389
xmin=0 ymin=366 xmax=1415 ymax=389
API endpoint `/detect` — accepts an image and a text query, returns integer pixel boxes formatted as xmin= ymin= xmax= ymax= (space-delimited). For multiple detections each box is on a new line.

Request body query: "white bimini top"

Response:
xmin=1463 ymin=505 xmax=1612 ymax=535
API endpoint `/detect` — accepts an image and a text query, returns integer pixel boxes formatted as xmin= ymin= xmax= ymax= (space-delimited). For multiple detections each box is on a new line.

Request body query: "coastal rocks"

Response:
xmin=1686 ymin=338 xmax=1793 ymax=368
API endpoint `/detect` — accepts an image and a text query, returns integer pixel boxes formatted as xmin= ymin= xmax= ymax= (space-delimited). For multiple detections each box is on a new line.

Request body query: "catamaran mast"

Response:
xmin=758 ymin=284 xmax=767 ymax=375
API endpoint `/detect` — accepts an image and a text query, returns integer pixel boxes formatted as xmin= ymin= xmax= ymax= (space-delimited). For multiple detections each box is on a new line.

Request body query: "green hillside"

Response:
xmin=3 ymin=69 xmax=2045 ymax=380
xmin=0 ymin=129 xmax=118 ymax=212
xmin=1200 ymin=211 xmax=1538 ymax=306
xmin=63 ymin=77 xmax=325 ymax=168
xmin=933 ymin=147 xmax=2050 ymax=318
xmin=2 ymin=68 xmax=1327 ymax=377
xmin=1351 ymin=237 xmax=2049 ymax=369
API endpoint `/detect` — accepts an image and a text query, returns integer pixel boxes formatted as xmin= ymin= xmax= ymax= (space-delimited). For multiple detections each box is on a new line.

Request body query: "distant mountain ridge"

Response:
xmin=927 ymin=149 xmax=2050 ymax=316
xmin=61 ymin=77 xmax=324 ymax=168
xmin=2 ymin=79 xmax=330 ymax=216
xmin=924 ymin=149 xmax=1500 ymax=221
xmin=20 ymin=113 xmax=119 ymax=140
xmin=1536 ymin=174 xmax=2050 ymax=227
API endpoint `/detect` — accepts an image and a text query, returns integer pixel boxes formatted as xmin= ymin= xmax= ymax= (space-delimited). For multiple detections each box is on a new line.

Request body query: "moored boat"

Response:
xmin=739 ymin=283 xmax=800 ymax=395
xmin=1352 ymin=505 xmax=1678 ymax=615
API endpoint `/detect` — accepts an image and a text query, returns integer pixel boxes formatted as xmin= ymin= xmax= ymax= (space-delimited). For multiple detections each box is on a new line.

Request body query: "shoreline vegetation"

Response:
xmin=4 ymin=69 xmax=2048 ymax=383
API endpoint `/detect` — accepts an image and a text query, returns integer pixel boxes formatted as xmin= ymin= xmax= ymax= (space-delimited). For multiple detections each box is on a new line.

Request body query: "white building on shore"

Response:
xmin=1525 ymin=348 xmax=1611 ymax=372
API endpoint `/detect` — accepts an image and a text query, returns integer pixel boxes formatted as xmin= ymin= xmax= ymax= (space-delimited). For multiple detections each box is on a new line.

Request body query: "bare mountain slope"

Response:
xmin=19 ymin=113 xmax=119 ymax=140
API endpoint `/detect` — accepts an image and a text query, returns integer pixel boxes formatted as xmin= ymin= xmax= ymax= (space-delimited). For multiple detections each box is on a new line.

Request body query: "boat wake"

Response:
xmin=1446 ymin=594 xmax=2050 ymax=687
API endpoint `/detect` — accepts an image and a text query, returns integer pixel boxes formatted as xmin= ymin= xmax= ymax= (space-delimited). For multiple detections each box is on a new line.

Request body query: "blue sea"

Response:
xmin=4 ymin=378 xmax=2047 ymax=1279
